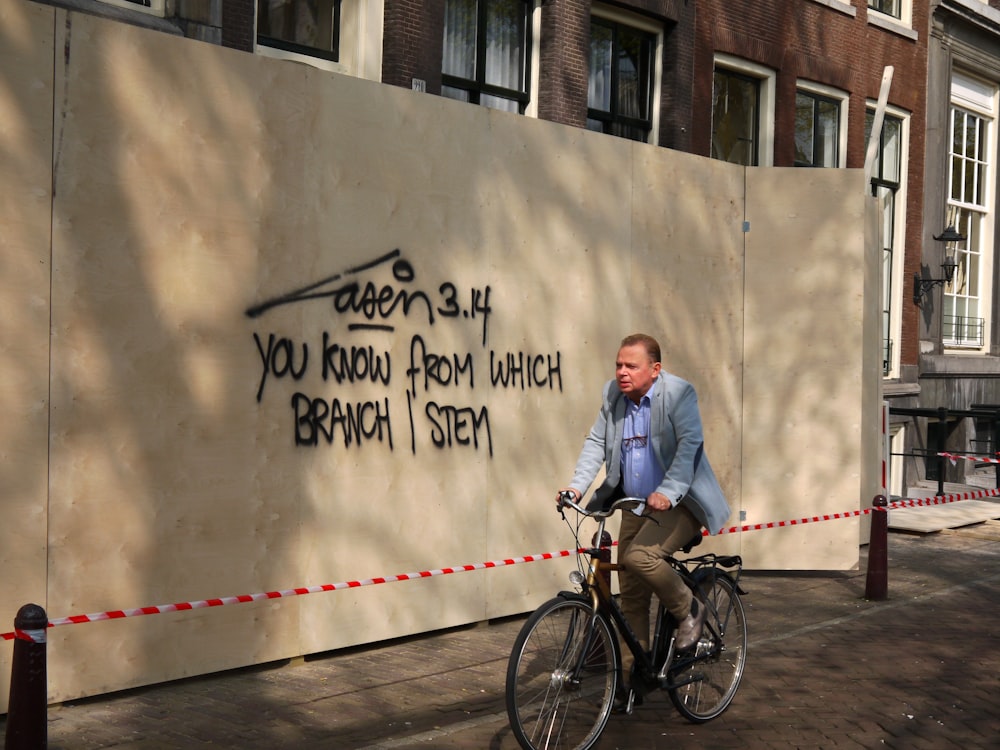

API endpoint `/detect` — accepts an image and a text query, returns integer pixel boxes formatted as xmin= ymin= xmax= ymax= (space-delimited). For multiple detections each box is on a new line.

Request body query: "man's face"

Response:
xmin=616 ymin=344 xmax=661 ymax=403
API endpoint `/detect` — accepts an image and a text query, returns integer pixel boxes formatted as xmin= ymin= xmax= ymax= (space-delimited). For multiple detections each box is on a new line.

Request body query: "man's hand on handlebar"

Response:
xmin=556 ymin=488 xmax=669 ymax=511
xmin=646 ymin=491 xmax=673 ymax=512
xmin=556 ymin=488 xmax=581 ymax=508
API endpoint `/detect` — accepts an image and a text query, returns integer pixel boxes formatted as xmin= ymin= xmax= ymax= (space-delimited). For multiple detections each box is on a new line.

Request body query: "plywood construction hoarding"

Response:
xmin=0 ymin=0 xmax=878 ymax=706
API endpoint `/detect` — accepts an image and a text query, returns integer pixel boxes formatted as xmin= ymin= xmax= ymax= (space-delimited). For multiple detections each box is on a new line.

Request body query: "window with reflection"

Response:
xmin=945 ymin=106 xmax=990 ymax=347
xmin=868 ymin=0 xmax=900 ymax=19
xmin=795 ymin=91 xmax=840 ymax=167
xmin=586 ymin=18 xmax=655 ymax=142
xmin=712 ymin=69 xmax=759 ymax=165
xmin=442 ymin=0 xmax=531 ymax=114
xmin=257 ymin=0 xmax=342 ymax=61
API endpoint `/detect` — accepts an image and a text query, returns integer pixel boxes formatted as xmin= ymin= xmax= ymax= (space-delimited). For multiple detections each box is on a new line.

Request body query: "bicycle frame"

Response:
xmin=658 ymin=554 xmax=744 ymax=686
xmin=575 ymin=536 xmax=656 ymax=683
xmin=505 ymin=495 xmax=748 ymax=749
xmin=570 ymin=504 xmax=744 ymax=695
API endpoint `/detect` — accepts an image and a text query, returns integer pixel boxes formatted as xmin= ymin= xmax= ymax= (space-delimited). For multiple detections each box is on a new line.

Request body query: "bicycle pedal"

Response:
xmin=656 ymin=644 xmax=677 ymax=680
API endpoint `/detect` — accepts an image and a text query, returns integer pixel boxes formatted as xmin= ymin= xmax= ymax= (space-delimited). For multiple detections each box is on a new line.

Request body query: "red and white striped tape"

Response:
xmin=886 ymin=486 xmax=1000 ymax=507
xmin=5 ymin=628 xmax=46 ymax=644
xmin=716 ymin=485 xmax=1000 ymax=536
xmin=716 ymin=508 xmax=869 ymax=535
xmin=938 ymin=451 xmax=1000 ymax=465
xmin=1 ymin=550 xmax=574 ymax=641
xmin=5 ymin=486 xmax=1000 ymax=642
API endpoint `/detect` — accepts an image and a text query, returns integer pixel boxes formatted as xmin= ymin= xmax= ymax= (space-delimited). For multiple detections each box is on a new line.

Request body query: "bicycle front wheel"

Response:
xmin=669 ymin=574 xmax=747 ymax=722
xmin=506 ymin=595 xmax=619 ymax=750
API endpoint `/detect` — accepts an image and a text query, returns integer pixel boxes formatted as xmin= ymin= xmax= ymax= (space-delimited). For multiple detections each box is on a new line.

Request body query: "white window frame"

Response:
xmin=867 ymin=101 xmax=909 ymax=379
xmin=526 ymin=2 xmax=542 ymax=118
xmin=867 ymin=0 xmax=911 ymax=22
xmin=807 ymin=0 xmax=856 ymax=18
xmin=796 ymin=80 xmax=849 ymax=168
xmin=866 ymin=0 xmax=918 ymax=40
xmin=945 ymin=71 xmax=996 ymax=353
xmin=712 ymin=54 xmax=775 ymax=167
xmin=889 ymin=421 xmax=905 ymax=499
xmin=590 ymin=3 xmax=663 ymax=146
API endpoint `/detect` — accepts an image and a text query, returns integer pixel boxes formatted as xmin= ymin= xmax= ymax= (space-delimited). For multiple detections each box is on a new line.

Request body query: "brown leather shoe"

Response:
xmin=674 ymin=597 xmax=706 ymax=651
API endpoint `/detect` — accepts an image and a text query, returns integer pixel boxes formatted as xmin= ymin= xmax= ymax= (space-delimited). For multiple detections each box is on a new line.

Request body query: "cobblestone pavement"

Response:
xmin=5 ymin=525 xmax=1000 ymax=749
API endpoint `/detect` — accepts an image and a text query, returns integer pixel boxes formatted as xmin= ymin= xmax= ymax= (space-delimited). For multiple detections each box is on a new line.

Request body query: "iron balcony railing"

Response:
xmin=942 ymin=314 xmax=985 ymax=348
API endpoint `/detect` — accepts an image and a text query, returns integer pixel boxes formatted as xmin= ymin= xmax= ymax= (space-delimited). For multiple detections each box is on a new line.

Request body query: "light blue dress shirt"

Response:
xmin=621 ymin=376 xmax=664 ymax=498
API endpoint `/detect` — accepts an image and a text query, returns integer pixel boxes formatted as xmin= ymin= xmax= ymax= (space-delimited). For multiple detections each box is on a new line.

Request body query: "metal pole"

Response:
xmin=936 ymin=407 xmax=948 ymax=496
xmin=993 ymin=409 xmax=1000 ymax=489
xmin=864 ymin=496 xmax=889 ymax=601
xmin=4 ymin=603 xmax=48 ymax=750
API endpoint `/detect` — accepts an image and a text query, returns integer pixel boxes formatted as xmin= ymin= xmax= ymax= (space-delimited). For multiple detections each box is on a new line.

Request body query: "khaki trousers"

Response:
xmin=617 ymin=504 xmax=702 ymax=658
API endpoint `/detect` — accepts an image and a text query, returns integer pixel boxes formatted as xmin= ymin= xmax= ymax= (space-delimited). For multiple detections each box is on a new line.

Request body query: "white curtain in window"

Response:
xmin=484 ymin=1 xmax=525 ymax=91
xmin=588 ymin=26 xmax=612 ymax=112
xmin=882 ymin=117 xmax=900 ymax=178
xmin=816 ymin=99 xmax=838 ymax=166
xmin=481 ymin=94 xmax=520 ymax=113
xmin=443 ymin=0 xmax=477 ymax=80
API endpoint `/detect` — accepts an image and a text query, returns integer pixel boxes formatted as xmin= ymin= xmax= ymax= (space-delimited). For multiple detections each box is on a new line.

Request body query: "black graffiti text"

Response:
xmin=248 ymin=252 xmax=565 ymax=455
xmin=489 ymin=350 xmax=563 ymax=391
xmin=406 ymin=391 xmax=492 ymax=456
xmin=406 ymin=334 xmax=474 ymax=397
xmin=427 ymin=402 xmax=492 ymax=455
xmin=322 ymin=334 xmax=391 ymax=385
xmin=246 ymin=250 xmax=494 ymax=344
xmin=291 ymin=393 xmax=393 ymax=449
xmin=437 ymin=283 xmax=492 ymax=345
xmin=255 ymin=333 xmax=308 ymax=402
xmin=245 ymin=249 xmax=433 ymax=327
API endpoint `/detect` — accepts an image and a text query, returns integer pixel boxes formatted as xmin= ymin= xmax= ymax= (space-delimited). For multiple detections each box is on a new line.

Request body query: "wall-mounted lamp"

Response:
xmin=913 ymin=225 xmax=963 ymax=306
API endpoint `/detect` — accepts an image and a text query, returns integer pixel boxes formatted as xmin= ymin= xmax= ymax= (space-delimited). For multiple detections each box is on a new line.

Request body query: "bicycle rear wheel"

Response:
xmin=669 ymin=574 xmax=747 ymax=722
xmin=506 ymin=595 xmax=619 ymax=750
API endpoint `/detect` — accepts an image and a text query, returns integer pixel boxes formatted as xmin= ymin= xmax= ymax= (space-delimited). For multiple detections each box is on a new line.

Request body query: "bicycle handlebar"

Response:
xmin=557 ymin=491 xmax=647 ymax=518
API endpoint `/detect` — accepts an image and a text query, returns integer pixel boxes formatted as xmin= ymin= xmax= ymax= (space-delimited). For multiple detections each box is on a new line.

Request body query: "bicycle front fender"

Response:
xmin=555 ymin=590 xmax=589 ymax=601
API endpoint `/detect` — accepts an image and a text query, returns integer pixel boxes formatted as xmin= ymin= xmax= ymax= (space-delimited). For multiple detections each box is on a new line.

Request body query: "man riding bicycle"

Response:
xmin=557 ymin=333 xmax=731 ymax=685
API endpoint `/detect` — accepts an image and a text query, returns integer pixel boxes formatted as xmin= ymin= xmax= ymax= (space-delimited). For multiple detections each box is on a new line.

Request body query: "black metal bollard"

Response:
xmin=864 ymin=495 xmax=889 ymax=601
xmin=5 ymin=603 xmax=48 ymax=750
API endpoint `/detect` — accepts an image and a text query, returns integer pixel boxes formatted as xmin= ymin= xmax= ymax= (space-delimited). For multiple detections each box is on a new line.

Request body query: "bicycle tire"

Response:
xmin=506 ymin=595 xmax=619 ymax=750
xmin=668 ymin=574 xmax=747 ymax=722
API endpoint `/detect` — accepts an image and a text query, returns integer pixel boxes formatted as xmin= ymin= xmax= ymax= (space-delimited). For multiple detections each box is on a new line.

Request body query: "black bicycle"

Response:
xmin=505 ymin=494 xmax=747 ymax=750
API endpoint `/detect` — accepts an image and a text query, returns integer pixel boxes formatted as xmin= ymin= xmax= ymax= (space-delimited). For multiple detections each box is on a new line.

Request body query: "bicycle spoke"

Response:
xmin=506 ymin=597 xmax=618 ymax=750
xmin=668 ymin=575 xmax=746 ymax=722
